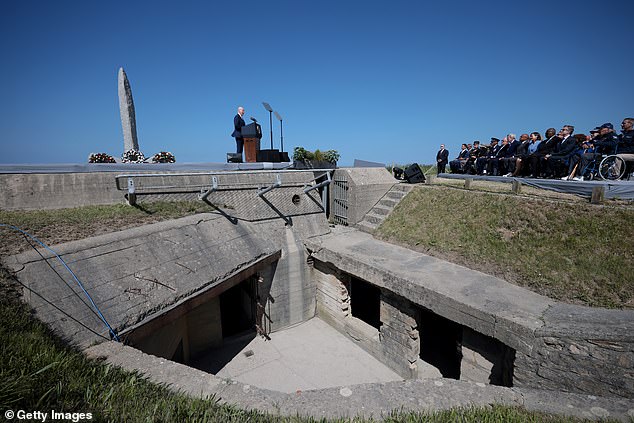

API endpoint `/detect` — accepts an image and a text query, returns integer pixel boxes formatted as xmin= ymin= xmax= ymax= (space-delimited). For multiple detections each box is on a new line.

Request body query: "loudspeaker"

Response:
xmin=404 ymin=163 xmax=425 ymax=183
xmin=227 ymin=153 xmax=242 ymax=163
xmin=279 ymin=151 xmax=290 ymax=162
xmin=257 ymin=149 xmax=280 ymax=162
xmin=393 ymin=167 xmax=404 ymax=180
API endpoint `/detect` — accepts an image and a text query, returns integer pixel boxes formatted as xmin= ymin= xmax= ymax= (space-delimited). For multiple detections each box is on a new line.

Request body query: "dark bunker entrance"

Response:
xmin=120 ymin=264 xmax=270 ymax=375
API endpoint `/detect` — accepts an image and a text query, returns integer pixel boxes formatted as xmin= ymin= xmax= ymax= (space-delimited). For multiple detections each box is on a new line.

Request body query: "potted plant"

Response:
xmin=293 ymin=147 xmax=339 ymax=169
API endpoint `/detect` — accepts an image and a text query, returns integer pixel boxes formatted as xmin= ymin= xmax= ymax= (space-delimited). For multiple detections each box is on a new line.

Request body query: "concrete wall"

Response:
xmin=4 ymin=199 xmax=328 ymax=349
xmin=306 ymin=230 xmax=634 ymax=399
xmin=331 ymin=168 xmax=395 ymax=225
xmin=0 ymin=172 xmax=126 ymax=210
xmin=0 ymin=170 xmax=328 ymax=218
xmin=125 ymin=296 xmax=224 ymax=364
xmin=313 ymin=260 xmax=420 ymax=379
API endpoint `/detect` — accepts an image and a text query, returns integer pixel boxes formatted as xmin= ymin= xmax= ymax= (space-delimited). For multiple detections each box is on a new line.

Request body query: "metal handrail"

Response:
xmin=115 ymin=168 xmax=336 ymax=208
xmin=303 ymin=170 xmax=332 ymax=194
xmin=257 ymin=174 xmax=282 ymax=197
xmin=114 ymin=169 xmax=336 ymax=191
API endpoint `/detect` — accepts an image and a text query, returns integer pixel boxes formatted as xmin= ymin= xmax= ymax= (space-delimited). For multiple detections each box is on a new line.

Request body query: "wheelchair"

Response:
xmin=599 ymin=155 xmax=631 ymax=181
xmin=576 ymin=144 xmax=631 ymax=181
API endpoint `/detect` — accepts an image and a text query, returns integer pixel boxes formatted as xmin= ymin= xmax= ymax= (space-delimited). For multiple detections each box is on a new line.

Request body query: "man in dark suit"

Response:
xmin=436 ymin=144 xmax=449 ymax=174
xmin=547 ymin=125 xmax=578 ymax=177
xmin=231 ymin=106 xmax=246 ymax=155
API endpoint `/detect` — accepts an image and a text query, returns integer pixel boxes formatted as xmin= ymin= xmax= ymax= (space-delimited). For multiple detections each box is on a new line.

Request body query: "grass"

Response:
xmin=376 ymin=185 xmax=634 ymax=309
xmin=0 ymin=201 xmax=610 ymax=422
xmin=0 ymin=201 xmax=210 ymax=256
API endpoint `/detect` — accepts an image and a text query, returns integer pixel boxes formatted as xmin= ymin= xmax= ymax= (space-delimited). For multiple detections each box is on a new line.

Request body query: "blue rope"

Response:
xmin=1 ymin=224 xmax=120 ymax=342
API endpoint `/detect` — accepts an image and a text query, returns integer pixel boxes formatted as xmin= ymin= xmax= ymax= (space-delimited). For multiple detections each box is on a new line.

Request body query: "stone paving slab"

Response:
xmin=193 ymin=318 xmax=402 ymax=393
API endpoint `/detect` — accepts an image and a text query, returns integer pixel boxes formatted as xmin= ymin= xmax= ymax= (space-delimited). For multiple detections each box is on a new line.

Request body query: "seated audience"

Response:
xmin=449 ymin=144 xmax=470 ymax=173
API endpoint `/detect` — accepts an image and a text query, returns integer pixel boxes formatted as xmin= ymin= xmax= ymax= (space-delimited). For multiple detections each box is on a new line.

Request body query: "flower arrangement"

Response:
xmin=88 ymin=153 xmax=116 ymax=163
xmin=151 ymin=151 xmax=176 ymax=163
xmin=121 ymin=149 xmax=146 ymax=163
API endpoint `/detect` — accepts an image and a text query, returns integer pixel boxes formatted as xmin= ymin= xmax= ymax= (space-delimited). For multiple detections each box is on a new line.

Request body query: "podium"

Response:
xmin=244 ymin=138 xmax=260 ymax=163
xmin=241 ymin=122 xmax=262 ymax=163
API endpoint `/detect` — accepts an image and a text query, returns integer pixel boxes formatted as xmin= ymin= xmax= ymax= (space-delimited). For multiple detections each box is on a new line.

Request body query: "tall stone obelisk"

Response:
xmin=118 ymin=67 xmax=139 ymax=152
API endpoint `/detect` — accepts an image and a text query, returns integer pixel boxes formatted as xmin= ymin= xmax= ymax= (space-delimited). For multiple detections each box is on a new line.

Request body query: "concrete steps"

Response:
xmin=356 ymin=183 xmax=414 ymax=234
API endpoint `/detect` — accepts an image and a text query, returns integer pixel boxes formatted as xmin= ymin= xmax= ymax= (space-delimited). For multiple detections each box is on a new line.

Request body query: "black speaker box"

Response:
xmin=257 ymin=149 xmax=281 ymax=162
xmin=227 ymin=153 xmax=242 ymax=163
xmin=279 ymin=151 xmax=290 ymax=162
xmin=404 ymin=163 xmax=425 ymax=183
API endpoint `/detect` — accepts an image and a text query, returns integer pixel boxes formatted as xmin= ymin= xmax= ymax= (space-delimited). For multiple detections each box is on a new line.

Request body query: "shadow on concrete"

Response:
xmin=258 ymin=195 xmax=293 ymax=226
xmin=190 ymin=330 xmax=257 ymax=374
xmin=201 ymin=198 xmax=238 ymax=224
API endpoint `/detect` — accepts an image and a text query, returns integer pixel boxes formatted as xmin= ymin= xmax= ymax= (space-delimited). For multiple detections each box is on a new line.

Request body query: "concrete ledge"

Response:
xmin=0 ymin=168 xmax=328 ymax=212
xmin=304 ymin=227 xmax=634 ymax=398
xmin=84 ymin=341 xmax=634 ymax=421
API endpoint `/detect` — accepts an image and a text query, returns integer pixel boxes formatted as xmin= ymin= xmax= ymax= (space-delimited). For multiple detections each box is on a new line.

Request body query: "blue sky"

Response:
xmin=1 ymin=1 xmax=632 ymax=166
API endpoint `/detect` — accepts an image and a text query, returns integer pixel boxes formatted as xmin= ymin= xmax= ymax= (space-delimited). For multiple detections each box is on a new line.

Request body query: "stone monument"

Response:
xmin=118 ymin=67 xmax=139 ymax=152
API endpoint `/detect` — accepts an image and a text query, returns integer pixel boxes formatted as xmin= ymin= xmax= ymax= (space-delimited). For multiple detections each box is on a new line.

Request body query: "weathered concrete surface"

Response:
xmin=0 ymin=170 xmax=328 ymax=218
xmin=3 ymin=214 xmax=280 ymax=347
xmin=356 ymin=183 xmax=414 ymax=234
xmin=304 ymin=227 xmax=634 ymax=399
xmin=3 ymin=209 xmax=329 ymax=348
xmin=0 ymin=172 xmax=126 ymax=210
xmin=85 ymin=340 xmax=634 ymax=421
xmin=118 ymin=67 xmax=139 ymax=153
xmin=332 ymin=168 xmax=396 ymax=225
xmin=193 ymin=318 xmax=402 ymax=393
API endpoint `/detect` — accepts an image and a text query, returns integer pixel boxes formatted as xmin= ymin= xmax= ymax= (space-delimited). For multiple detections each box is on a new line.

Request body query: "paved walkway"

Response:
xmin=191 ymin=318 xmax=402 ymax=393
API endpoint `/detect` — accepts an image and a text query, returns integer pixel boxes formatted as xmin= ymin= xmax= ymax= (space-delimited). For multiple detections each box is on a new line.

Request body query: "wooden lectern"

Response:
xmin=244 ymin=138 xmax=260 ymax=163
xmin=241 ymin=122 xmax=262 ymax=163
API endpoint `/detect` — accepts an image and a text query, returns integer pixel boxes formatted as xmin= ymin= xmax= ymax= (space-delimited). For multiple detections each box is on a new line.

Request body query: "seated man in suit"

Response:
xmin=463 ymin=141 xmax=485 ymax=174
xmin=449 ymin=144 xmax=470 ymax=173
xmin=546 ymin=125 xmax=578 ymax=178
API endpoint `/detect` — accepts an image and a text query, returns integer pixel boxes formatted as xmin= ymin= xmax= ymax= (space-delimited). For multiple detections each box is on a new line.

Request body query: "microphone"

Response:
xmin=250 ymin=117 xmax=258 ymax=123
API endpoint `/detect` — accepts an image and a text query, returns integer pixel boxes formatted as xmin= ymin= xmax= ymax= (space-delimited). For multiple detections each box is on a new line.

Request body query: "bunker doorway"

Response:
xmin=220 ymin=277 xmax=257 ymax=339
xmin=419 ymin=308 xmax=463 ymax=379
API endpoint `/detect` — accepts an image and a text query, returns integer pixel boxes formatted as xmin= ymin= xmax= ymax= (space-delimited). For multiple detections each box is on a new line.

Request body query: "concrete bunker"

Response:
xmin=119 ymin=262 xmax=276 ymax=373
xmin=314 ymin=259 xmax=515 ymax=386
xmin=3 ymin=167 xmax=633 ymax=407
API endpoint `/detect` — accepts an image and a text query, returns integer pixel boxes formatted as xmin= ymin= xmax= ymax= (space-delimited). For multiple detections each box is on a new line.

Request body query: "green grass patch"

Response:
xmin=0 ymin=201 xmax=210 ymax=256
xmin=376 ymin=186 xmax=634 ymax=309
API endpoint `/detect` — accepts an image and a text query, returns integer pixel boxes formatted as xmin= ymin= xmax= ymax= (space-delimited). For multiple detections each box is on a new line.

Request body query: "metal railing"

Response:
xmin=114 ymin=169 xmax=334 ymax=211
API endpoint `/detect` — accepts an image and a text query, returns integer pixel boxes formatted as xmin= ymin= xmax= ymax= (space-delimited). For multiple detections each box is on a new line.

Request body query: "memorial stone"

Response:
xmin=118 ymin=67 xmax=139 ymax=152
